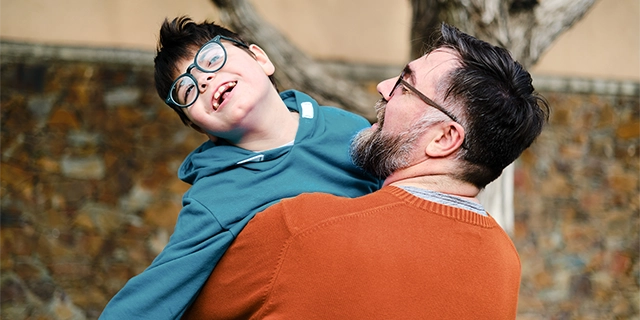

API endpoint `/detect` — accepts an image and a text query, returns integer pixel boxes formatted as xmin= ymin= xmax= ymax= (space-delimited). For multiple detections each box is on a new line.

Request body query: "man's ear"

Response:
xmin=425 ymin=122 xmax=465 ymax=158
xmin=249 ymin=44 xmax=275 ymax=76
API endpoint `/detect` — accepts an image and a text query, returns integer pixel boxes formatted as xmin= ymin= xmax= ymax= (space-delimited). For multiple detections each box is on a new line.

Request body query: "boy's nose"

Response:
xmin=193 ymin=70 xmax=216 ymax=91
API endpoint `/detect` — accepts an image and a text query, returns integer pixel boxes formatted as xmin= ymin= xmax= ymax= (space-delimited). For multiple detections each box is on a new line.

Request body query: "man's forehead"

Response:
xmin=415 ymin=48 xmax=457 ymax=66
xmin=407 ymin=49 xmax=459 ymax=82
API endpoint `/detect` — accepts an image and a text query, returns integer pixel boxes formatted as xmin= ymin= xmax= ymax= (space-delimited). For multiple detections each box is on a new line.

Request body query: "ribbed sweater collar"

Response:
xmin=384 ymin=186 xmax=498 ymax=228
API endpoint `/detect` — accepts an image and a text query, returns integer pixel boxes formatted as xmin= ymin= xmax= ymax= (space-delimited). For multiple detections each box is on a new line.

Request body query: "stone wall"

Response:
xmin=1 ymin=43 xmax=207 ymax=319
xmin=514 ymin=87 xmax=639 ymax=319
xmin=1 ymin=42 xmax=639 ymax=319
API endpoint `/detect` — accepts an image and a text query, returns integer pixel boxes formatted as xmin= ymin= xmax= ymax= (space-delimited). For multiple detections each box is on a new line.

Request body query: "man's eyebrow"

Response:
xmin=402 ymin=64 xmax=416 ymax=84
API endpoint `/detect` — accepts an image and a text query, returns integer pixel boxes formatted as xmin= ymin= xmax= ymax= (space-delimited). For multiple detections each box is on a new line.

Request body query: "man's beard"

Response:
xmin=350 ymin=99 xmax=425 ymax=179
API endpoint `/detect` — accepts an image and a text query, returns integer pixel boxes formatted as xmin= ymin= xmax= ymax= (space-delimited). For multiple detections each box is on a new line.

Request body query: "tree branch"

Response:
xmin=428 ymin=0 xmax=596 ymax=67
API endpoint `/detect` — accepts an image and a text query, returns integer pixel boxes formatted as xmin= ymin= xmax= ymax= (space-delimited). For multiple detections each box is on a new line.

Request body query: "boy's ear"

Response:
xmin=249 ymin=44 xmax=275 ymax=76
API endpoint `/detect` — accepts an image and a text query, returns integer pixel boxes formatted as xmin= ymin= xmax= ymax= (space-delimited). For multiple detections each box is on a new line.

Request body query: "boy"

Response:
xmin=99 ymin=16 xmax=381 ymax=319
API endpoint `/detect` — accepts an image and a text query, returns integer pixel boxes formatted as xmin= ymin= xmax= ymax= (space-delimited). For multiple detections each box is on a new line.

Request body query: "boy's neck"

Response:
xmin=218 ymin=96 xmax=300 ymax=152
xmin=247 ymin=110 xmax=300 ymax=152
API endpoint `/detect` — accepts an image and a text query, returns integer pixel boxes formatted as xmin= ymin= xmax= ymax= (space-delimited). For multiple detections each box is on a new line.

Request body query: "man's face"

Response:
xmin=174 ymin=41 xmax=275 ymax=139
xmin=350 ymin=48 xmax=459 ymax=178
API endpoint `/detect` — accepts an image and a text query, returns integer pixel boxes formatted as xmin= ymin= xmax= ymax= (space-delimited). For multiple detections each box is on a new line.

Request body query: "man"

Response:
xmin=183 ymin=23 xmax=549 ymax=320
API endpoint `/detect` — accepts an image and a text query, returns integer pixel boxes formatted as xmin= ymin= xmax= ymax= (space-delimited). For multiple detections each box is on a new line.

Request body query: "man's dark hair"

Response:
xmin=435 ymin=23 xmax=549 ymax=188
xmin=154 ymin=16 xmax=277 ymax=126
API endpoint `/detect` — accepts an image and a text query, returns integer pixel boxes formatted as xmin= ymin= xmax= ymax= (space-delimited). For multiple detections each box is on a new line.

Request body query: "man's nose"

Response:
xmin=377 ymin=77 xmax=396 ymax=100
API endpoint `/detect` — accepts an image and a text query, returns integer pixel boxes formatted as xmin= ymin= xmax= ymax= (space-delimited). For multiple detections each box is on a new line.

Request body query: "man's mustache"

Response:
xmin=374 ymin=99 xmax=387 ymax=127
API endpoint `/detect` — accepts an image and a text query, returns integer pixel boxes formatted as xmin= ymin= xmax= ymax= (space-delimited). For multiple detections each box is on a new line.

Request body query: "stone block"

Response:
xmin=143 ymin=200 xmax=180 ymax=230
xmin=104 ymin=87 xmax=142 ymax=108
xmin=47 ymin=108 xmax=80 ymax=129
xmin=616 ymin=120 xmax=640 ymax=140
xmin=60 ymin=155 xmax=105 ymax=180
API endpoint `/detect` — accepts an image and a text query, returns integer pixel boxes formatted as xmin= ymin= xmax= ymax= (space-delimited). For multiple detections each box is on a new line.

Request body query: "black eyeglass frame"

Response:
xmin=165 ymin=35 xmax=249 ymax=108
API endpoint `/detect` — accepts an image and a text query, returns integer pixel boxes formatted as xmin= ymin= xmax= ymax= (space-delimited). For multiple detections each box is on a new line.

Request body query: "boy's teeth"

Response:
xmin=212 ymin=82 xmax=236 ymax=110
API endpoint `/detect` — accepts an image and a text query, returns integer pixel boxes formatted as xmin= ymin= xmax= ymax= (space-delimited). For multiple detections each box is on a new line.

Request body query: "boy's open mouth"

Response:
xmin=213 ymin=81 xmax=237 ymax=110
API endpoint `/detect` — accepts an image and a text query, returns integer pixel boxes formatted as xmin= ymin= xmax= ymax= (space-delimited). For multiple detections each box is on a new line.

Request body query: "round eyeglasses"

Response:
xmin=165 ymin=35 xmax=248 ymax=108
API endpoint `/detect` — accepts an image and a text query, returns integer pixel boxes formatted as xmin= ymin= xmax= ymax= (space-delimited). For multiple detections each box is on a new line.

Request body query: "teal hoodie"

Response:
xmin=100 ymin=90 xmax=382 ymax=319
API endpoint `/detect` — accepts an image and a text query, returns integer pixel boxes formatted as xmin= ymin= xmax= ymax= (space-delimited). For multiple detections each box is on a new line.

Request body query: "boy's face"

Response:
xmin=174 ymin=40 xmax=276 ymax=140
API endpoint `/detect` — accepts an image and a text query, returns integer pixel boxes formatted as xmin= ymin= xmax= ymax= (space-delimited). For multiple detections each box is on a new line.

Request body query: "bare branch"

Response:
xmin=424 ymin=0 xmax=596 ymax=67
xmin=528 ymin=0 xmax=597 ymax=65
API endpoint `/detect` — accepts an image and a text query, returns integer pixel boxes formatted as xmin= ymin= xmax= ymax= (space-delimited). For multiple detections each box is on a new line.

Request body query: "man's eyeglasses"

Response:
xmin=389 ymin=70 xmax=461 ymax=123
xmin=166 ymin=35 xmax=249 ymax=108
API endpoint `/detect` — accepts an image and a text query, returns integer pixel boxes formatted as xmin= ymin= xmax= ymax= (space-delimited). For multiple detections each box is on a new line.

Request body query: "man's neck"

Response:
xmin=385 ymin=171 xmax=481 ymax=204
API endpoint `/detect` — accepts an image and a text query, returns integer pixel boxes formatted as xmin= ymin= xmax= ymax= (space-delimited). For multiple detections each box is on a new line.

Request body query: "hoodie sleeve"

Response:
xmin=99 ymin=197 xmax=233 ymax=320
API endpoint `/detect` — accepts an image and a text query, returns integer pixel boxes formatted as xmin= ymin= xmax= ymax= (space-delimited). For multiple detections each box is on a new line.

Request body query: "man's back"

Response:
xmin=184 ymin=186 xmax=521 ymax=320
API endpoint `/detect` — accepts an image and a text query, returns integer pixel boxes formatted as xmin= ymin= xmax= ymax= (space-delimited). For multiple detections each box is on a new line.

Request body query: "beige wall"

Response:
xmin=0 ymin=0 xmax=217 ymax=49
xmin=1 ymin=0 xmax=638 ymax=81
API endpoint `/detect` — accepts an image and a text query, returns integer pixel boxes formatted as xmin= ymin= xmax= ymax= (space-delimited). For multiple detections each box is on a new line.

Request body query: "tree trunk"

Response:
xmin=409 ymin=0 xmax=442 ymax=59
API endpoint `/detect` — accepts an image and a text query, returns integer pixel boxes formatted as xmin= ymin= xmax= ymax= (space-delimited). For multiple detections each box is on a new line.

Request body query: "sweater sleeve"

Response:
xmin=99 ymin=198 xmax=234 ymax=320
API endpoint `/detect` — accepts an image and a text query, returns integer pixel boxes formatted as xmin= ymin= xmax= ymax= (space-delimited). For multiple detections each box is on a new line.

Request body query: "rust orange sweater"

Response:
xmin=184 ymin=186 xmax=521 ymax=320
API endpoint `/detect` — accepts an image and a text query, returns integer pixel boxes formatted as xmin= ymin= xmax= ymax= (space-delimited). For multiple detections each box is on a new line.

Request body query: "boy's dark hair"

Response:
xmin=154 ymin=16 xmax=277 ymax=126
xmin=435 ymin=23 xmax=549 ymax=188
